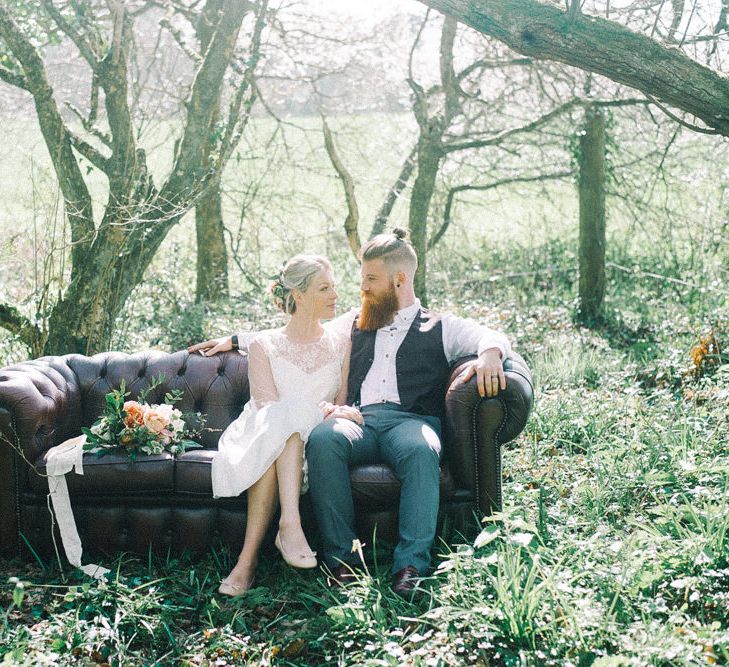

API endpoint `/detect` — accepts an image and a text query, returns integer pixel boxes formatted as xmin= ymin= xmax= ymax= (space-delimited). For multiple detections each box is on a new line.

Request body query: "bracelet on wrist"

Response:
xmin=231 ymin=334 xmax=239 ymax=350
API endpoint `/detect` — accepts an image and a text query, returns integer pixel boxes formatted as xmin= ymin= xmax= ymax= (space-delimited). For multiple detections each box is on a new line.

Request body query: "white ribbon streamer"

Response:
xmin=45 ymin=434 xmax=110 ymax=580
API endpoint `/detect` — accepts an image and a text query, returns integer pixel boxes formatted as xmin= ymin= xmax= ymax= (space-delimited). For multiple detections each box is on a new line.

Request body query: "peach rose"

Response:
xmin=143 ymin=408 xmax=170 ymax=435
xmin=123 ymin=401 xmax=145 ymax=428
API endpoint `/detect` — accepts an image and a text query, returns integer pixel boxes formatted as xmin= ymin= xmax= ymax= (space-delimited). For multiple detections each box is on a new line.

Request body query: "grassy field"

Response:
xmin=1 ymin=297 xmax=728 ymax=665
xmin=1 ymin=113 xmax=728 ymax=665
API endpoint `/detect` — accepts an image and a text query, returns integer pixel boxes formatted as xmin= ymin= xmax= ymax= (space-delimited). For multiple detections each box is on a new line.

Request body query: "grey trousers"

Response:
xmin=306 ymin=402 xmax=442 ymax=574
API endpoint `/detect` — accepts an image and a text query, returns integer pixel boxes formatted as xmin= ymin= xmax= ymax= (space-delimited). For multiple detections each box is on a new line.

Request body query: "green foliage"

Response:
xmin=0 ymin=109 xmax=728 ymax=664
xmin=3 ymin=303 xmax=729 ymax=664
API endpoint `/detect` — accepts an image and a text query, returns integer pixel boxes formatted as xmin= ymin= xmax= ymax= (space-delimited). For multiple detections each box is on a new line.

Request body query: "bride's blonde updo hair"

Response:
xmin=269 ymin=254 xmax=332 ymax=315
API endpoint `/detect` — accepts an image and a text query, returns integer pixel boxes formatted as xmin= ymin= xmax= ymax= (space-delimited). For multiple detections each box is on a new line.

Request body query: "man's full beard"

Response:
xmin=358 ymin=281 xmax=400 ymax=332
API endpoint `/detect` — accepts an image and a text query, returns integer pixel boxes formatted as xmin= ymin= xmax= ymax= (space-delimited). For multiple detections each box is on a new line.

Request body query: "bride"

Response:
xmin=189 ymin=255 xmax=362 ymax=596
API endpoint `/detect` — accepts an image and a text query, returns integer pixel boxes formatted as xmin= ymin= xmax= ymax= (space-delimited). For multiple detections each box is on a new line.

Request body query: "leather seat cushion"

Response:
xmin=29 ymin=450 xmax=457 ymax=505
xmin=29 ymin=451 xmax=174 ymax=495
xmin=174 ymin=449 xmax=216 ymax=495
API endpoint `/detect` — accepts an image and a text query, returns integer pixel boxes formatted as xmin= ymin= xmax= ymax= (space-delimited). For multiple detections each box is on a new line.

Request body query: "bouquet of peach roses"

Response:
xmin=82 ymin=375 xmax=204 ymax=461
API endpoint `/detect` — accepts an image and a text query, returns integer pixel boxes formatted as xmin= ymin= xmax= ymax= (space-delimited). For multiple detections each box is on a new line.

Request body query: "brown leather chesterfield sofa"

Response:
xmin=0 ymin=348 xmax=533 ymax=561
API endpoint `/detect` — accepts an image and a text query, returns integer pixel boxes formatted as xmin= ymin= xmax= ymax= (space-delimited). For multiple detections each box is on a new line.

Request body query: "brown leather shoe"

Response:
xmin=327 ymin=563 xmax=363 ymax=588
xmin=392 ymin=566 xmax=420 ymax=597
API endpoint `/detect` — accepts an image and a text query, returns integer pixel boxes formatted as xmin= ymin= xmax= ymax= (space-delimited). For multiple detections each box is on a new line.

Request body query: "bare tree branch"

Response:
xmin=708 ymin=0 xmax=729 ymax=56
xmin=456 ymin=56 xmax=532 ymax=83
xmin=0 ymin=64 xmax=28 ymax=90
xmin=89 ymin=72 xmax=99 ymax=124
xmin=66 ymin=102 xmax=112 ymax=147
xmin=160 ymin=16 xmax=202 ymax=63
xmin=370 ymin=145 xmax=418 ymax=239
xmin=322 ymin=118 xmax=360 ymax=258
xmin=99 ymin=2 xmax=137 ymax=187
xmin=0 ymin=5 xmax=94 ymax=267
xmin=219 ymin=0 xmax=267 ymax=168
xmin=67 ymin=132 xmax=110 ymax=172
xmin=40 ymin=0 xmax=101 ymax=71
xmin=440 ymin=15 xmax=460 ymax=121
xmin=162 ymin=0 xmax=249 ymax=204
xmin=645 ymin=94 xmax=721 ymax=134
xmin=667 ymin=0 xmax=684 ymax=43
xmin=430 ymin=171 xmax=573 ymax=249
xmin=444 ymin=98 xmax=580 ymax=152
xmin=417 ymin=0 xmax=729 ymax=136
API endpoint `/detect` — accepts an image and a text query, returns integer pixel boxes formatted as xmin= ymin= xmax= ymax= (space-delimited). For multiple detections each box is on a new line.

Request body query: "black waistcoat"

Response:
xmin=347 ymin=309 xmax=450 ymax=418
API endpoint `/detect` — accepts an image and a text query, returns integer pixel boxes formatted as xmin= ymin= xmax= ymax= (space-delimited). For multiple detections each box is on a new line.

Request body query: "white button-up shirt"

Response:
xmin=329 ymin=299 xmax=511 ymax=407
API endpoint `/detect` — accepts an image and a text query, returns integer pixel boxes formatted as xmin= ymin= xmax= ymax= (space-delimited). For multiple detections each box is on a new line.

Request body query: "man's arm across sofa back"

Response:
xmin=443 ymin=352 xmax=534 ymax=515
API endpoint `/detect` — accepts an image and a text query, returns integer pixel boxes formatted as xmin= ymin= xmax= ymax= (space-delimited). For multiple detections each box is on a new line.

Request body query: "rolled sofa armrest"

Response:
xmin=0 ymin=357 xmax=83 ymax=557
xmin=443 ymin=352 xmax=534 ymax=515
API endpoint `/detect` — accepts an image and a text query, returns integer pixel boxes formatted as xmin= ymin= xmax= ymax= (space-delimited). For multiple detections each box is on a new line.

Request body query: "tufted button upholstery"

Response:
xmin=0 ymin=347 xmax=533 ymax=560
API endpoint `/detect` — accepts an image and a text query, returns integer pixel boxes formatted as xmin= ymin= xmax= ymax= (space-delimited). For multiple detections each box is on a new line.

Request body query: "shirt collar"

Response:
xmin=393 ymin=299 xmax=421 ymax=326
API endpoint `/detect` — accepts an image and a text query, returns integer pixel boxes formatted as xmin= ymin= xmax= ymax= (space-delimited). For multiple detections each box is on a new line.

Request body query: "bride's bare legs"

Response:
xmin=276 ymin=432 xmax=315 ymax=559
xmin=221 ymin=464 xmax=279 ymax=592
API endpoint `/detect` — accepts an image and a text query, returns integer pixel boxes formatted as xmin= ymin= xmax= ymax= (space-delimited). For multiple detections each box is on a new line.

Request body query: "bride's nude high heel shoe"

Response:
xmin=218 ymin=575 xmax=254 ymax=597
xmin=275 ymin=531 xmax=317 ymax=569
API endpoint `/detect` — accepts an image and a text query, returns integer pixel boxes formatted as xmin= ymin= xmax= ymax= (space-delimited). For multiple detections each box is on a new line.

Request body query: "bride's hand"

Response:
xmin=187 ymin=336 xmax=232 ymax=356
xmin=319 ymin=401 xmax=336 ymax=418
xmin=325 ymin=405 xmax=364 ymax=425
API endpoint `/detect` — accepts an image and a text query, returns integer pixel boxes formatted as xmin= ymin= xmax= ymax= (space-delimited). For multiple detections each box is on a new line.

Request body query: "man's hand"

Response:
xmin=323 ymin=404 xmax=364 ymax=425
xmin=186 ymin=336 xmax=233 ymax=356
xmin=460 ymin=348 xmax=506 ymax=398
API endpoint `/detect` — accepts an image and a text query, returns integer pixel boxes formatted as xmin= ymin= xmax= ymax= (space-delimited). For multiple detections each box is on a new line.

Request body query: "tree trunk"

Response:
xmin=407 ymin=17 xmax=457 ymax=306
xmin=0 ymin=1 xmax=256 ymax=356
xmin=417 ymin=0 xmax=729 ymax=136
xmin=409 ymin=139 xmax=443 ymax=306
xmin=195 ymin=171 xmax=229 ymax=303
xmin=577 ymin=105 xmax=606 ymax=326
xmin=194 ymin=0 xmax=229 ymax=304
xmin=44 ymin=201 xmax=185 ymax=355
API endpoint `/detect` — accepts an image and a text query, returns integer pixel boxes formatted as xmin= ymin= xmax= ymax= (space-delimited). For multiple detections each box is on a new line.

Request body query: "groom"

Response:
xmin=308 ymin=229 xmax=510 ymax=596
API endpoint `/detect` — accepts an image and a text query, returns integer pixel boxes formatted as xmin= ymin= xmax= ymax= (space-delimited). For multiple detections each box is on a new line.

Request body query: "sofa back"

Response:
xmin=69 ymin=350 xmax=250 ymax=449
xmin=0 ymin=350 xmax=250 ymax=463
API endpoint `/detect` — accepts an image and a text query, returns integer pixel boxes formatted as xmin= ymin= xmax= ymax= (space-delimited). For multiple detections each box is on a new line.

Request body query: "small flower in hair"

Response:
xmin=268 ymin=272 xmax=287 ymax=308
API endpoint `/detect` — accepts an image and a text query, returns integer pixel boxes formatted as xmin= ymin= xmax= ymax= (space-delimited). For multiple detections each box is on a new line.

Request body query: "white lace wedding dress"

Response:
xmin=211 ymin=327 xmax=348 ymax=498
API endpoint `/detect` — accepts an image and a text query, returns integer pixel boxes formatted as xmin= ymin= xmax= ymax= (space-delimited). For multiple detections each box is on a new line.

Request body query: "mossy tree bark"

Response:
xmin=577 ymin=105 xmax=606 ymax=326
xmin=195 ymin=0 xmax=229 ymax=304
xmin=0 ymin=0 xmax=265 ymax=355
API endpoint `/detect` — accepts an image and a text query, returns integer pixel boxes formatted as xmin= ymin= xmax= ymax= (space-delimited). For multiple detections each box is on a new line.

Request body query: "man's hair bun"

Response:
xmin=391 ymin=227 xmax=408 ymax=240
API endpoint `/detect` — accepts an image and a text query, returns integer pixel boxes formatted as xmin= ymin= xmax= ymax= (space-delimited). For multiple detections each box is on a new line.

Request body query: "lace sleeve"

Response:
xmin=328 ymin=330 xmax=347 ymax=367
xmin=247 ymin=336 xmax=279 ymax=408
xmin=333 ymin=331 xmax=351 ymax=405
